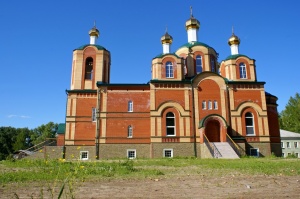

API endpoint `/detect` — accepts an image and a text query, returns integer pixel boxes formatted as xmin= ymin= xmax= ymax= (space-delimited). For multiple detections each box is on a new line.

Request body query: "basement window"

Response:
xmin=127 ymin=149 xmax=136 ymax=159
xmin=80 ymin=151 xmax=89 ymax=160
xmin=250 ymin=148 xmax=259 ymax=157
xmin=163 ymin=149 xmax=173 ymax=158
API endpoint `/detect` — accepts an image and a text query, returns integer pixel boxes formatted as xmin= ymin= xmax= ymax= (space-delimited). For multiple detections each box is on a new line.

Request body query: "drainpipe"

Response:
xmin=95 ymin=88 xmax=101 ymax=160
xmin=191 ymin=82 xmax=197 ymax=157
xmin=62 ymin=90 xmax=68 ymax=159
xmin=226 ymin=85 xmax=233 ymax=136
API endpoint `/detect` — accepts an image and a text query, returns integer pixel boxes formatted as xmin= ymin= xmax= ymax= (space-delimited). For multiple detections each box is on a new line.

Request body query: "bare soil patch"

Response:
xmin=1 ymin=173 xmax=299 ymax=198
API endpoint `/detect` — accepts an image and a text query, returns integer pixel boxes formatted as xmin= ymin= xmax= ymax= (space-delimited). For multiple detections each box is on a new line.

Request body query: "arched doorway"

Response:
xmin=205 ymin=120 xmax=221 ymax=142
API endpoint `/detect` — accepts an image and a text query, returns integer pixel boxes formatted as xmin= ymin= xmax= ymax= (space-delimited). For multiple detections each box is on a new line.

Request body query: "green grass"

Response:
xmin=0 ymin=157 xmax=299 ymax=185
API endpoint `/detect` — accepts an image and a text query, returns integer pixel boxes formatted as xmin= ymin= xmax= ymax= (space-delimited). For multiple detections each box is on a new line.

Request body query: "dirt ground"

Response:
xmin=1 ymin=174 xmax=300 ymax=199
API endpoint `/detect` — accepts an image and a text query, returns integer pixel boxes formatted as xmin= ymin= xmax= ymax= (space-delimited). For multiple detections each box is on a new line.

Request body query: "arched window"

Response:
xmin=166 ymin=112 xmax=175 ymax=136
xmin=128 ymin=125 xmax=133 ymax=138
xmin=196 ymin=55 xmax=202 ymax=73
xmin=128 ymin=100 xmax=133 ymax=112
xmin=210 ymin=57 xmax=215 ymax=72
xmin=245 ymin=112 xmax=255 ymax=135
xmin=202 ymin=100 xmax=206 ymax=110
xmin=166 ymin=61 xmax=174 ymax=78
xmin=239 ymin=63 xmax=247 ymax=79
xmin=85 ymin=57 xmax=93 ymax=80
xmin=213 ymin=100 xmax=218 ymax=110
xmin=208 ymin=100 xmax=212 ymax=110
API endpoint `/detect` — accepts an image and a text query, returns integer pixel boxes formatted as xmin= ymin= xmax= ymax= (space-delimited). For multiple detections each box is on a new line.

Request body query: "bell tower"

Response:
xmin=70 ymin=25 xmax=111 ymax=90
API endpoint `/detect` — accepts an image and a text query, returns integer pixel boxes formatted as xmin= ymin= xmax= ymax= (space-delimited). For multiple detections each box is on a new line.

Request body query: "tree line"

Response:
xmin=0 ymin=122 xmax=58 ymax=160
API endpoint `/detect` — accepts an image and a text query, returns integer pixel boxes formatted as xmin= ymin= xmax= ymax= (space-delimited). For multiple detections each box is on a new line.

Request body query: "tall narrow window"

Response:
xmin=85 ymin=57 xmax=93 ymax=80
xmin=294 ymin=142 xmax=298 ymax=148
xmin=128 ymin=100 xmax=133 ymax=112
xmin=213 ymin=100 xmax=218 ymax=110
xmin=92 ymin=107 xmax=97 ymax=122
xmin=196 ymin=55 xmax=202 ymax=73
xmin=166 ymin=112 xmax=175 ymax=136
xmin=166 ymin=61 xmax=174 ymax=78
xmin=239 ymin=63 xmax=247 ymax=79
xmin=208 ymin=100 xmax=212 ymax=110
xmin=202 ymin=100 xmax=206 ymax=110
xmin=245 ymin=112 xmax=255 ymax=135
xmin=210 ymin=57 xmax=215 ymax=72
xmin=128 ymin=125 xmax=133 ymax=138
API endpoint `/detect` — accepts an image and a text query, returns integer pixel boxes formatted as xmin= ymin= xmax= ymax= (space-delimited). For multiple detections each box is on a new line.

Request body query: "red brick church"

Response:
xmin=57 ymin=11 xmax=281 ymax=160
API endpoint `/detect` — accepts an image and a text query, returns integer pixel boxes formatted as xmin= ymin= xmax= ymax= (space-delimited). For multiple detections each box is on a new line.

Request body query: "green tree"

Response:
xmin=12 ymin=128 xmax=33 ymax=151
xmin=31 ymin=122 xmax=58 ymax=145
xmin=280 ymin=93 xmax=300 ymax=133
xmin=0 ymin=127 xmax=18 ymax=160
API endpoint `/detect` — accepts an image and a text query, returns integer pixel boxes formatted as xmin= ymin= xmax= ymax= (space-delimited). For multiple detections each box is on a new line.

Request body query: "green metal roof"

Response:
xmin=153 ymin=53 xmax=181 ymax=59
xmin=57 ymin=123 xmax=65 ymax=134
xmin=178 ymin=41 xmax=211 ymax=49
xmin=224 ymin=54 xmax=251 ymax=61
xmin=74 ymin=44 xmax=108 ymax=51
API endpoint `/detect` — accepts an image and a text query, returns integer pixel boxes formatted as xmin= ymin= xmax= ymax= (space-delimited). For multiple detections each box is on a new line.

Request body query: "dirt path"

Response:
xmin=2 ymin=174 xmax=300 ymax=198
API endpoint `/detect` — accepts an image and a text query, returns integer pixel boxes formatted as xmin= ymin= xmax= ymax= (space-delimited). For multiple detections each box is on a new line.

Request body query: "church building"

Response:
xmin=58 ymin=11 xmax=281 ymax=160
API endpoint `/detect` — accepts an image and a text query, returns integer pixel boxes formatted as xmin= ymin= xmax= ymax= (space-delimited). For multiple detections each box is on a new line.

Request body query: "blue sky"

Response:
xmin=0 ymin=0 xmax=299 ymax=129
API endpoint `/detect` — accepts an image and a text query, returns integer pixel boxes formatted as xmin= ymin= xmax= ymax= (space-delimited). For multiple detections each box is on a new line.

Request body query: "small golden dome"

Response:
xmin=228 ymin=33 xmax=240 ymax=46
xmin=161 ymin=32 xmax=173 ymax=44
xmin=185 ymin=16 xmax=200 ymax=30
xmin=89 ymin=26 xmax=100 ymax=37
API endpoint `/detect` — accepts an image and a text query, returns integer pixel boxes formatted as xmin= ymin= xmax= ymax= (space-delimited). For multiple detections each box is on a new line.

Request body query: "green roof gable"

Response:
xmin=74 ymin=44 xmax=108 ymax=51
xmin=224 ymin=54 xmax=251 ymax=61
xmin=153 ymin=53 xmax=181 ymax=59
xmin=57 ymin=123 xmax=65 ymax=134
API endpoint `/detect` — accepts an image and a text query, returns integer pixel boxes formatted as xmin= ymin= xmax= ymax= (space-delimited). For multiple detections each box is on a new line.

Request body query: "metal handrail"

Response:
xmin=24 ymin=138 xmax=57 ymax=153
xmin=226 ymin=133 xmax=246 ymax=157
xmin=203 ymin=134 xmax=222 ymax=158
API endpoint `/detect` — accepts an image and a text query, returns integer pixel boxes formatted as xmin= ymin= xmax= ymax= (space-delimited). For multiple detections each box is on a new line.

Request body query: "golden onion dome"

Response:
xmin=185 ymin=16 xmax=200 ymax=30
xmin=89 ymin=26 xmax=100 ymax=38
xmin=161 ymin=32 xmax=173 ymax=44
xmin=228 ymin=33 xmax=240 ymax=46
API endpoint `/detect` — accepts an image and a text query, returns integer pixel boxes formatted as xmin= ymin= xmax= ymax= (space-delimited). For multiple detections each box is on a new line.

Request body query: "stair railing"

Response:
xmin=226 ymin=133 xmax=246 ymax=157
xmin=203 ymin=134 xmax=222 ymax=158
xmin=24 ymin=138 xmax=57 ymax=153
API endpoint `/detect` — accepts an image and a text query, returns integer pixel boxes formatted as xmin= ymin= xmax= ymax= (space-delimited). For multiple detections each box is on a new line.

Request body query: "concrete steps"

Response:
xmin=212 ymin=142 xmax=240 ymax=159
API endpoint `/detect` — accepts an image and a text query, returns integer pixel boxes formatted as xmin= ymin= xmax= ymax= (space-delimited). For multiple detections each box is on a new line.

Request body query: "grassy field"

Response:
xmin=1 ymin=157 xmax=300 ymax=198
xmin=1 ymin=157 xmax=300 ymax=184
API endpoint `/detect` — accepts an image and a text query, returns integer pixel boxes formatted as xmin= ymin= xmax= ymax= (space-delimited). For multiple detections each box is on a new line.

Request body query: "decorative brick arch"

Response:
xmin=154 ymin=101 xmax=189 ymax=117
xmin=234 ymin=101 xmax=266 ymax=117
xmin=199 ymin=114 xmax=228 ymax=143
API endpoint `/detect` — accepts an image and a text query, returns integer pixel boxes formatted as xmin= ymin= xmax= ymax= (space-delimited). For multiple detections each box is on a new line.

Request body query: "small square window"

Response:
xmin=295 ymin=153 xmax=299 ymax=158
xmin=163 ymin=149 xmax=173 ymax=158
xmin=250 ymin=148 xmax=259 ymax=157
xmin=127 ymin=149 xmax=136 ymax=159
xmin=80 ymin=151 xmax=89 ymax=160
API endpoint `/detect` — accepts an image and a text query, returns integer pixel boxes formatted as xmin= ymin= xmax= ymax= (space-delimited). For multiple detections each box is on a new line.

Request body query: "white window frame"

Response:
xmin=92 ymin=107 xmax=97 ymax=122
xmin=196 ymin=55 xmax=202 ymax=73
xmin=163 ymin=149 xmax=173 ymax=158
xmin=213 ymin=100 xmax=218 ymax=110
xmin=127 ymin=149 xmax=136 ymax=159
xmin=80 ymin=151 xmax=89 ymax=160
xmin=208 ymin=100 xmax=212 ymax=110
xmin=250 ymin=148 xmax=259 ymax=157
xmin=166 ymin=112 xmax=176 ymax=136
xmin=245 ymin=112 xmax=255 ymax=135
xmin=128 ymin=125 xmax=133 ymax=138
xmin=128 ymin=100 xmax=133 ymax=112
xmin=287 ymin=142 xmax=291 ymax=148
xmin=294 ymin=142 xmax=298 ymax=148
xmin=281 ymin=141 xmax=285 ymax=148
xmin=295 ymin=153 xmax=299 ymax=158
xmin=202 ymin=100 xmax=206 ymax=110
xmin=239 ymin=63 xmax=247 ymax=79
xmin=166 ymin=61 xmax=174 ymax=78
xmin=282 ymin=153 xmax=285 ymax=157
